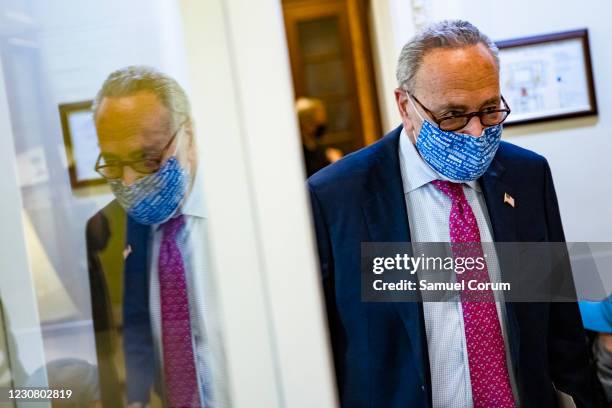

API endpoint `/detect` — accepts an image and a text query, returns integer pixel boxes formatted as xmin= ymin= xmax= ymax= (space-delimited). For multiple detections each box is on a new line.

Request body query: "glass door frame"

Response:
xmin=179 ymin=0 xmax=338 ymax=407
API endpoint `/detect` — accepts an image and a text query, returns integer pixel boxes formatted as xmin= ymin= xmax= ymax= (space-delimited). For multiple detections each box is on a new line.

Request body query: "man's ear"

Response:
xmin=394 ymin=88 xmax=416 ymax=142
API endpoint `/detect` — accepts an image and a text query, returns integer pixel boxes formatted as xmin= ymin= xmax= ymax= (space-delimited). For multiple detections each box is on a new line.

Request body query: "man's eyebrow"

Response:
xmin=128 ymin=146 xmax=160 ymax=159
xmin=436 ymin=102 xmax=470 ymax=112
xmin=100 ymin=152 xmax=120 ymax=161
xmin=436 ymin=96 xmax=501 ymax=113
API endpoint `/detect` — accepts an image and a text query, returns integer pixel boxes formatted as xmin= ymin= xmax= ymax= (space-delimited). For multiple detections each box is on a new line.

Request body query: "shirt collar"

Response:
xmin=398 ymin=128 xmax=480 ymax=193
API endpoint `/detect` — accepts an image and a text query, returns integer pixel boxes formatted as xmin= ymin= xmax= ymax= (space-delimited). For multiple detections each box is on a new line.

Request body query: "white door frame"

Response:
xmin=0 ymin=55 xmax=49 ymax=406
xmin=180 ymin=1 xmax=339 ymax=407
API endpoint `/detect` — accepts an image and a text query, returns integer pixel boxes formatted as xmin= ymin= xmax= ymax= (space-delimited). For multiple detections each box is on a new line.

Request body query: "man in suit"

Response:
xmin=87 ymin=66 xmax=226 ymax=407
xmin=308 ymin=20 xmax=596 ymax=407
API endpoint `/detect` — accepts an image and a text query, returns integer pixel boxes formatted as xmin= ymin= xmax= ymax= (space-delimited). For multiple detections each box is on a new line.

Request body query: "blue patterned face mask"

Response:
xmin=408 ymin=95 xmax=502 ymax=182
xmin=109 ymin=156 xmax=190 ymax=225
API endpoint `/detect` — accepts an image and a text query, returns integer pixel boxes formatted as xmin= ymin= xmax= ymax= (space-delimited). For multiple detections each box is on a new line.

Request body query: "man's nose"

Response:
xmin=460 ymin=116 xmax=484 ymax=137
xmin=121 ymin=166 xmax=140 ymax=186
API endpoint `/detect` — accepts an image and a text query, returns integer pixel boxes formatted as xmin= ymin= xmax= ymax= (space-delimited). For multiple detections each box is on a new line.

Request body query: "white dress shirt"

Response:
xmin=398 ymin=129 xmax=518 ymax=408
xmin=148 ymin=165 xmax=228 ymax=407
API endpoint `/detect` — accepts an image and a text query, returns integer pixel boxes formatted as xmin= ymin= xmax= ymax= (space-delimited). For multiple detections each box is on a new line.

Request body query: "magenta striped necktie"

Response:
xmin=432 ymin=180 xmax=515 ymax=408
xmin=158 ymin=215 xmax=201 ymax=408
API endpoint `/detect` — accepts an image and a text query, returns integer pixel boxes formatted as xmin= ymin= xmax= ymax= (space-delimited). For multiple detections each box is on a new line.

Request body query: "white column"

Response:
xmin=179 ymin=0 xmax=338 ymax=407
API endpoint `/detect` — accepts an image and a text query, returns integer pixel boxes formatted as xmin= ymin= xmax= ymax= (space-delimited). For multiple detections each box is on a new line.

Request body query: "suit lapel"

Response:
xmin=362 ymin=191 xmax=411 ymax=243
xmin=480 ymin=159 xmax=518 ymax=243
xmin=123 ymin=216 xmax=152 ymax=328
xmin=480 ymin=158 xmax=521 ymax=376
xmin=361 ymin=129 xmax=430 ymax=388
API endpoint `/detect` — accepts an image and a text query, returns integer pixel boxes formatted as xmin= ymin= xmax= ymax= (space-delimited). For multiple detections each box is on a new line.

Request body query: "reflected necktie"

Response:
xmin=159 ymin=215 xmax=201 ymax=408
xmin=431 ymin=180 xmax=515 ymax=408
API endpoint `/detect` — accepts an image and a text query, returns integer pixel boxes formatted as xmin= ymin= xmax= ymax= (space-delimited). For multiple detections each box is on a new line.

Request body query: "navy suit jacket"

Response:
xmin=307 ymin=125 xmax=595 ymax=407
xmin=86 ymin=203 xmax=158 ymax=405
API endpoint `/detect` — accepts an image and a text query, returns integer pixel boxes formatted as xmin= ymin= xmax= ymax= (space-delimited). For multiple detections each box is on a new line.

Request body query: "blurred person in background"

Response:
xmin=296 ymin=97 xmax=342 ymax=177
xmin=88 ymin=66 xmax=227 ymax=408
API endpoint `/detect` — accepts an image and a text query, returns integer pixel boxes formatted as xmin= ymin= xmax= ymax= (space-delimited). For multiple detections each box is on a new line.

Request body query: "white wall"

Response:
xmin=371 ymin=0 xmax=612 ymax=241
xmin=369 ymin=0 xmax=417 ymax=131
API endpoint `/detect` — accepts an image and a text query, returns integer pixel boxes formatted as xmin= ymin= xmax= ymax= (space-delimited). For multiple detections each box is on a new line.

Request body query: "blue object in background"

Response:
xmin=579 ymin=298 xmax=612 ymax=333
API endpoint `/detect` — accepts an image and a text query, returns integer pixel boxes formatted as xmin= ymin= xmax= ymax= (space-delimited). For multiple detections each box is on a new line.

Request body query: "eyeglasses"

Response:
xmin=94 ymin=125 xmax=183 ymax=180
xmin=409 ymin=94 xmax=511 ymax=132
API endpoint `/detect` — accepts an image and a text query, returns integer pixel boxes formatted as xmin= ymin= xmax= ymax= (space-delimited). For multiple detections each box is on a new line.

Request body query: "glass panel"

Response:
xmin=0 ymin=1 xmax=227 ymax=407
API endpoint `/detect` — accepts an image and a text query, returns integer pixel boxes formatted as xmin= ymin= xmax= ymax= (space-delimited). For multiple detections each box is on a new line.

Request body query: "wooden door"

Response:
xmin=283 ymin=0 xmax=382 ymax=153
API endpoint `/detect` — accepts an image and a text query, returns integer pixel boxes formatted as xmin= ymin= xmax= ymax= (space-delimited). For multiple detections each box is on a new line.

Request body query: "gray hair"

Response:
xmin=92 ymin=65 xmax=191 ymax=128
xmin=396 ymin=20 xmax=499 ymax=92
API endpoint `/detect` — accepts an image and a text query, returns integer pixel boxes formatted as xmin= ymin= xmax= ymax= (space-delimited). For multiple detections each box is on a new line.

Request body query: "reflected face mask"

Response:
xmin=109 ymin=156 xmax=190 ymax=225
xmin=408 ymin=94 xmax=503 ymax=182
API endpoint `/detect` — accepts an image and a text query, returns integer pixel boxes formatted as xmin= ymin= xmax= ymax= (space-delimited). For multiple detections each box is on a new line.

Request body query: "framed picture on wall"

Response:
xmin=496 ymin=28 xmax=598 ymax=126
xmin=59 ymin=100 xmax=105 ymax=189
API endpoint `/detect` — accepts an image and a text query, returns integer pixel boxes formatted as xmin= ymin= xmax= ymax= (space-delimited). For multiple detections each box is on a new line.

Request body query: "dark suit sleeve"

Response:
xmin=542 ymin=159 xmax=597 ymax=407
xmin=307 ymin=182 xmax=342 ymax=386
xmin=307 ymin=182 xmax=334 ymax=283
xmin=86 ymin=213 xmax=122 ymax=408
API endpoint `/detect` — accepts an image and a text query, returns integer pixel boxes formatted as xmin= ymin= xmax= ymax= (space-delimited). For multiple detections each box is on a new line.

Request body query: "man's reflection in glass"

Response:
xmin=87 ymin=66 xmax=218 ymax=408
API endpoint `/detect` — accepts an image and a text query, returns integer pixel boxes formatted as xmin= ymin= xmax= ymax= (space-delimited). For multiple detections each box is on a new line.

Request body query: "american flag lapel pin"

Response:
xmin=123 ymin=244 xmax=132 ymax=259
xmin=503 ymin=192 xmax=515 ymax=208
